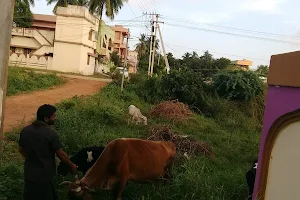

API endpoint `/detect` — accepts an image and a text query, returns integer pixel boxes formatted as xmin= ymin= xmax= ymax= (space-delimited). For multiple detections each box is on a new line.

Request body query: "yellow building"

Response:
xmin=9 ymin=5 xmax=137 ymax=75
xmin=97 ymin=21 xmax=115 ymax=58
xmin=231 ymin=59 xmax=253 ymax=71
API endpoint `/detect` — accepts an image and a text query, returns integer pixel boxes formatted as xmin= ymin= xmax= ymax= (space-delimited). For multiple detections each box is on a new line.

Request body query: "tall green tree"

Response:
xmin=77 ymin=0 xmax=89 ymax=6
xmin=89 ymin=0 xmax=127 ymax=53
xmin=255 ymin=65 xmax=269 ymax=77
xmin=134 ymin=34 xmax=160 ymax=73
xmin=14 ymin=0 xmax=33 ymax=28
xmin=21 ymin=0 xmax=35 ymax=6
xmin=46 ymin=0 xmax=78 ymax=13
xmin=135 ymin=34 xmax=147 ymax=60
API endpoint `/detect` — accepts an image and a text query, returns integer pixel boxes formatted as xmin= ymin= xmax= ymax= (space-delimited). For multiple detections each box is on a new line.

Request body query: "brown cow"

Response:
xmin=60 ymin=138 xmax=176 ymax=200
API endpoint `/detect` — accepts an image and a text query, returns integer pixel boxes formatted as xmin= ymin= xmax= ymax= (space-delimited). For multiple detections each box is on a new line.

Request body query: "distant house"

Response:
xmin=10 ymin=14 xmax=56 ymax=69
xmin=9 ymin=5 xmax=137 ymax=76
xmin=231 ymin=59 xmax=253 ymax=71
xmin=113 ymin=25 xmax=129 ymax=60
xmin=97 ymin=21 xmax=115 ymax=59
xmin=127 ymin=50 xmax=138 ymax=74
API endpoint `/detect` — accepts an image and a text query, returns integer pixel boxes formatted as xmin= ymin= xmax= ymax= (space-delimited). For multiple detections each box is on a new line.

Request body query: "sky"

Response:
xmin=30 ymin=0 xmax=300 ymax=69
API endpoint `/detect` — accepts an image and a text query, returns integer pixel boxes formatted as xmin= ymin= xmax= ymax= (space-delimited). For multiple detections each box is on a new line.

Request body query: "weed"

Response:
xmin=7 ymin=67 xmax=65 ymax=96
xmin=1 ymin=83 xmax=261 ymax=200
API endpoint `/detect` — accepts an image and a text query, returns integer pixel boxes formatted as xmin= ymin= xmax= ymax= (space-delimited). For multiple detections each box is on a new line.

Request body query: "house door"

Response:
xmin=264 ymin=120 xmax=300 ymax=200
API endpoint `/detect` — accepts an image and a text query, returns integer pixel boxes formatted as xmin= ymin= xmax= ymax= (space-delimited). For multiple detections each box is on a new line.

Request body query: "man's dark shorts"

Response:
xmin=23 ymin=179 xmax=57 ymax=200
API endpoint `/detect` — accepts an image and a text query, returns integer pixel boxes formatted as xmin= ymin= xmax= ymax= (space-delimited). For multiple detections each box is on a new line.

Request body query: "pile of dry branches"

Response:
xmin=147 ymin=125 xmax=214 ymax=158
xmin=150 ymin=100 xmax=193 ymax=122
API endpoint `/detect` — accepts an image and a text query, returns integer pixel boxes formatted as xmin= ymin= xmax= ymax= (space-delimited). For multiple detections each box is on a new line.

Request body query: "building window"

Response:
xmin=108 ymin=38 xmax=112 ymax=51
xmin=102 ymin=36 xmax=107 ymax=48
xmin=87 ymin=55 xmax=90 ymax=65
xmin=10 ymin=47 xmax=16 ymax=53
xmin=88 ymin=30 xmax=93 ymax=41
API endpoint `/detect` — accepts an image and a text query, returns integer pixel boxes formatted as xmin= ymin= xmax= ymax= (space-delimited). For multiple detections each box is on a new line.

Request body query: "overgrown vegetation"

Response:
xmin=7 ymin=67 xmax=65 ymax=96
xmin=13 ymin=0 xmax=33 ymax=28
xmin=213 ymin=70 xmax=264 ymax=101
xmin=1 ymin=64 xmax=265 ymax=199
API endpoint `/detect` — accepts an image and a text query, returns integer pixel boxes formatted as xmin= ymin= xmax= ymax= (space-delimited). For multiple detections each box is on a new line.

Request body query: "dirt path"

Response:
xmin=3 ymin=78 xmax=109 ymax=133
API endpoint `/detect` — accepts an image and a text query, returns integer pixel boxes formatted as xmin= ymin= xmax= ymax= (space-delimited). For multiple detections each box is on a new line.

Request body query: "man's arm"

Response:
xmin=56 ymin=149 xmax=77 ymax=173
xmin=50 ymin=131 xmax=77 ymax=173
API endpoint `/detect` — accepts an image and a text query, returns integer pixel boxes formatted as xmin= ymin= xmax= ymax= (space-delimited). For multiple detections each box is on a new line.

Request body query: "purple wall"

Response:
xmin=253 ymin=85 xmax=300 ymax=199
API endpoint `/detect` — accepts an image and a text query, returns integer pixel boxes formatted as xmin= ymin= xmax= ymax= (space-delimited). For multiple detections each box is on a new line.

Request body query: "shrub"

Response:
xmin=7 ymin=67 xmax=65 ymax=96
xmin=212 ymin=70 xmax=264 ymax=101
xmin=0 ymin=164 xmax=24 ymax=200
xmin=162 ymin=70 xmax=213 ymax=114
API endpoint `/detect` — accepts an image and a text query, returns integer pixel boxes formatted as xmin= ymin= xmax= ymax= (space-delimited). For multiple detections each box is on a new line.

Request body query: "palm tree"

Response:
xmin=135 ymin=34 xmax=160 ymax=60
xmin=77 ymin=0 xmax=89 ymax=7
xmin=183 ymin=52 xmax=191 ymax=60
xmin=21 ymin=0 xmax=35 ymax=6
xmin=135 ymin=34 xmax=147 ymax=60
xmin=46 ymin=0 xmax=78 ymax=13
xmin=88 ymin=0 xmax=127 ymax=53
xmin=14 ymin=0 xmax=33 ymax=27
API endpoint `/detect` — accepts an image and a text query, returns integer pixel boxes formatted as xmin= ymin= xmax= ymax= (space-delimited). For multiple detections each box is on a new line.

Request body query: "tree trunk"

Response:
xmin=96 ymin=5 xmax=103 ymax=55
xmin=94 ymin=5 xmax=103 ymax=75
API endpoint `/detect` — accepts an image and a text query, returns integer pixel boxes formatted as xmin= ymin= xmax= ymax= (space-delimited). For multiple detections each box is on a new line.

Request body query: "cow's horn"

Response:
xmin=83 ymin=186 xmax=96 ymax=193
xmin=59 ymin=181 xmax=74 ymax=186
xmin=70 ymin=186 xmax=82 ymax=193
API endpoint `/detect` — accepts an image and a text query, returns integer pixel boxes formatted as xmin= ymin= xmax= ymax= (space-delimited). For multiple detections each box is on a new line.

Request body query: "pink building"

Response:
xmin=253 ymin=50 xmax=300 ymax=200
xmin=113 ymin=25 xmax=129 ymax=60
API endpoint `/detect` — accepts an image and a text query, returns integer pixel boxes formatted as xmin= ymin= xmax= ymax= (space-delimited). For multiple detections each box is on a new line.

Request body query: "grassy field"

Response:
xmin=7 ymin=67 xmax=65 ymax=96
xmin=15 ymin=66 xmax=112 ymax=80
xmin=0 ymin=81 xmax=261 ymax=200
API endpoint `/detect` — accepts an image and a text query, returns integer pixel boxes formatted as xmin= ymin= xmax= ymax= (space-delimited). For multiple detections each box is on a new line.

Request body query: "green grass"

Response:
xmin=17 ymin=66 xmax=112 ymax=80
xmin=7 ymin=67 xmax=66 ymax=96
xmin=0 ymin=83 xmax=261 ymax=200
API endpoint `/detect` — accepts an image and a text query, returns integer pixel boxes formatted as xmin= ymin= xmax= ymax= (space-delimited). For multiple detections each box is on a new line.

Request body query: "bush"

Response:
xmin=212 ymin=70 xmax=264 ymax=101
xmin=1 ymin=81 xmax=261 ymax=200
xmin=0 ymin=164 xmax=24 ymax=200
xmin=7 ymin=67 xmax=65 ymax=96
xmin=162 ymin=70 xmax=209 ymax=109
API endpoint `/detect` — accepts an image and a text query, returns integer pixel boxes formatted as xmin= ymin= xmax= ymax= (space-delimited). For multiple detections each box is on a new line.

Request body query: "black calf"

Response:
xmin=57 ymin=146 xmax=105 ymax=176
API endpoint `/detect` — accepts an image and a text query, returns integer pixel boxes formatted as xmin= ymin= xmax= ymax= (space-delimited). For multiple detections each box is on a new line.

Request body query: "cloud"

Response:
xmin=194 ymin=13 xmax=232 ymax=24
xmin=239 ymin=0 xmax=287 ymax=14
xmin=283 ymin=20 xmax=297 ymax=25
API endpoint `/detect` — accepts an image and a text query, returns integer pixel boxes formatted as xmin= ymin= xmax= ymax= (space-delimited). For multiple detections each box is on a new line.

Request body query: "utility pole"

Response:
xmin=157 ymin=52 xmax=160 ymax=65
xmin=0 ymin=0 xmax=15 ymax=161
xmin=121 ymin=29 xmax=129 ymax=92
xmin=158 ymin=24 xmax=170 ymax=74
xmin=148 ymin=15 xmax=154 ymax=76
xmin=150 ymin=14 xmax=159 ymax=76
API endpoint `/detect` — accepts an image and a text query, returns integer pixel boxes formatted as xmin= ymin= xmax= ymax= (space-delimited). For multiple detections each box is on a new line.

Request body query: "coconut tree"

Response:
xmin=88 ymin=0 xmax=127 ymax=53
xmin=14 ymin=0 xmax=33 ymax=27
xmin=135 ymin=34 xmax=147 ymax=60
xmin=21 ymin=0 xmax=35 ymax=6
xmin=46 ymin=0 xmax=78 ymax=13
xmin=77 ymin=0 xmax=89 ymax=7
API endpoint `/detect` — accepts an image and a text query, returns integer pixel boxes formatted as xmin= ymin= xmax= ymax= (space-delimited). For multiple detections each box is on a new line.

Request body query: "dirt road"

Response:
xmin=3 ymin=78 xmax=109 ymax=133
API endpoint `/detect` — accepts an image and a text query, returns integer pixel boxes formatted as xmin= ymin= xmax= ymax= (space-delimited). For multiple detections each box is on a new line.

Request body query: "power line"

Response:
xmin=163 ymin=22 xmax=300 ymax=45
xmin=126 ymin=2 xmax=137 ymax=17
xmin=161 ymin=15 xmax=300 ymax=41
xmin=164 ymin=43 xmax=181 ymax=57
xmin=136 ymin=0 xmax=148 ymax=13
xmin=164 ymin=43 xmax=270 ymax=61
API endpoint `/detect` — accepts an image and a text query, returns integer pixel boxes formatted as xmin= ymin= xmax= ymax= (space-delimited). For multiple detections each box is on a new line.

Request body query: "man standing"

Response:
xmin=18 ymin=104 xmax=77 ymax=200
